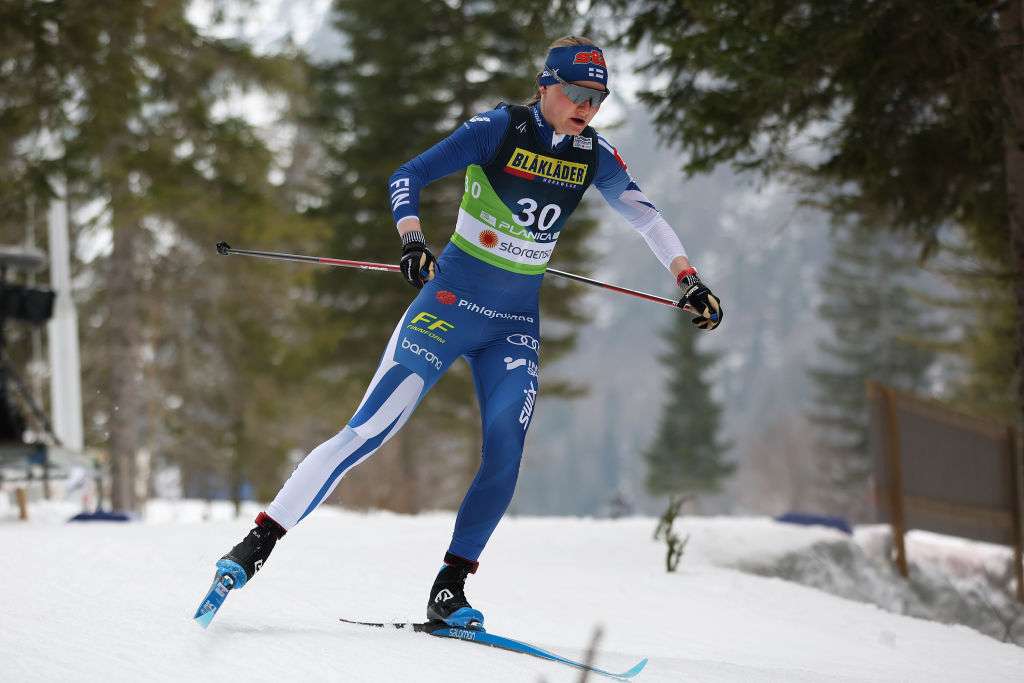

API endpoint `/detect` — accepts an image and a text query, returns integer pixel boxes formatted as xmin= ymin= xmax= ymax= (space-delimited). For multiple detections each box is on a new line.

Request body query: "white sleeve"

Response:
xmin=636 ymin=212 xmax=688 ymax=269
xmin=593 ymin=134 xmax=687 ymax=270
xmin=601 ymin=185 xmax=688 ymax=269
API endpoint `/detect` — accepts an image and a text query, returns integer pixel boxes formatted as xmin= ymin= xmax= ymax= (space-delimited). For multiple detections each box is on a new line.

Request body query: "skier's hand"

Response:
xmin=676 ymin=268 xmax=722 ymax=331
xmin=400 ymin=231 xmax=438 ymax=289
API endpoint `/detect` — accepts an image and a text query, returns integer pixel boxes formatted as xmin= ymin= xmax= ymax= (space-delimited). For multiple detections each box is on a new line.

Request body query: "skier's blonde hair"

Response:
xmin=525 ymin=36 xmax=600 ymax=106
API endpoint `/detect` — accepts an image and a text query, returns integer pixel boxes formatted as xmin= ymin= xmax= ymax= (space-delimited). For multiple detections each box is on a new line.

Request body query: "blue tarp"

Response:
xmin=774 ymin=512 xmax=853 ymax=535
xmin=68 ymin=510 xmax=132 ymax=523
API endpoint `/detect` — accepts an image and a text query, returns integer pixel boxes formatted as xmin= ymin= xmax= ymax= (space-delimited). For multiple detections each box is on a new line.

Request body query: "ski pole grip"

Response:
xmin=216 ymin=241 xmax=231 ymax=255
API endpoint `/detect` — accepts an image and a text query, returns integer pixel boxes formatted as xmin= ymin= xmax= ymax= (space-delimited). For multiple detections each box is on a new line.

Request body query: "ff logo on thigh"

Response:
xmin=407 ymin=311 xmax=455 ymax=344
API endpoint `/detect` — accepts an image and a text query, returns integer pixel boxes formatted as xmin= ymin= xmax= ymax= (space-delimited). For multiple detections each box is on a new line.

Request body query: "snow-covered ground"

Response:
xmin=2 ymin=501 xmax=1023 ymax=682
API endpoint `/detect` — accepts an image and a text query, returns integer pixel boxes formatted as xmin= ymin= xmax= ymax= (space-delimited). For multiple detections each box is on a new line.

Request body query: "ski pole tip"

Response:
xmin=215 ymin=241 xmax=231 ymax=255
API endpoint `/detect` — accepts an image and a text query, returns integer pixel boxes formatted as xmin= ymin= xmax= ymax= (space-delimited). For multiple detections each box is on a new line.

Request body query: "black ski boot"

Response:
xmin=216 ymin=512 xmax=286 ymax=589
xmin=426 ymin=553 xmax=484 ymax=629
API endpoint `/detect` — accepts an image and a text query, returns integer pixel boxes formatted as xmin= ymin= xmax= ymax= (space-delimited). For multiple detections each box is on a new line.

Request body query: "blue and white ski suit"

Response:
xmin=266 ymin=103 xmax=688 ymax=563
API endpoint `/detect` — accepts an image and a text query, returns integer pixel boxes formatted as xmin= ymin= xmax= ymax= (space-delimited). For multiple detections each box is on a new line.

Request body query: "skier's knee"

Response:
xmin=348 ymin=363 xmax=424 ymax=439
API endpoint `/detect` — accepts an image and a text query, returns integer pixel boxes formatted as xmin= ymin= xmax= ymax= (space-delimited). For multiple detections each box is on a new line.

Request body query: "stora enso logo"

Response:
xmin=479 ymin=230 xmax=499 ymax=249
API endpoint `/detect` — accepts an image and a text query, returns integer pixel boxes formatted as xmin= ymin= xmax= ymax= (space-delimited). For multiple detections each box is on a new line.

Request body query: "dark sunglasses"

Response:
xmin=546 ymin=66 xmax=610 ymax=108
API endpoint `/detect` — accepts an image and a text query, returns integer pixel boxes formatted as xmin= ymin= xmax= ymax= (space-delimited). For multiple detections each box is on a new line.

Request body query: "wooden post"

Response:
xmin=15 ymin=486 xmax=28 ymax=521
xmin=1009 ymin=426 xmax=1024 ymax=604
xmin=881 ymin=386 xmax=909 ymax=577
xmin=42 ymin=448 xmax=51 ymax=500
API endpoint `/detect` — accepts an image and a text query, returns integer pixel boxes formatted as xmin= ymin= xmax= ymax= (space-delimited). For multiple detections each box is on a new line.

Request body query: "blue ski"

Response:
xmin=193 ymin=573 xmax=236 ymax=629
xmin=193 ymin=560 xmax=250 ymax=629
xmin=339 ymin=618 xmax=648 ymax=680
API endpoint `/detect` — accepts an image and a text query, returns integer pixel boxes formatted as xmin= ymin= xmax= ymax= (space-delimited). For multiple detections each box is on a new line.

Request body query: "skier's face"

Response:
xmin=540 ymin=80 xmax=604 ymax=135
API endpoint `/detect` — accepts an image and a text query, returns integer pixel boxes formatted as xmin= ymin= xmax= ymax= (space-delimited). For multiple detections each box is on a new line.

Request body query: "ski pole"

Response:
xmin=215 ymin=241 xmax=691 ymax=311
xmin=216 ymin=241 xmax=400 ymax=273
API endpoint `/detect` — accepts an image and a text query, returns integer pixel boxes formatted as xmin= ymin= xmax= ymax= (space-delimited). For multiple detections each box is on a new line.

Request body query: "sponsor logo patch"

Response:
xmin=573 ymin=50 xmax=606 ymax=67
xmin=519 ymin=381 xmax=537 ymax=429
xmin=401 ymin=337 xmax=443 ymax=370
xmin=459 ymin=299 xmax=534 ymax=323
xmin=507 ymin=333 xmax=540 ymax=353
xmin=435 ymin=290 xmax=457 ymax=305
xmin=504 ymin=356 xmax=539 ymax=377
xmin=504 ymin=147 xmax=587 ymax=186
xmin=406 ymin=311 xmax=454 ymax=344
xmin=479 ymin=230 xmax=499 ymax=249
xmin=572 ymin=136 xmax=592 ymax=150
xmin=506 ymin=224 xmax=560 ymax=242
xmin=479 ymin=213 xmax=560 ymax=243
xmin=498 ymin=240 xmax=552 ymax=261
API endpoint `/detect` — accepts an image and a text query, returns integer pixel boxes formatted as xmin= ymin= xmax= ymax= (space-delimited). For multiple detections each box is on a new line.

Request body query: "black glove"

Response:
xmin=676 ymin=268 xmax=723 ymax=331
xmin=399 ymin=231 xmax=438 ymax=289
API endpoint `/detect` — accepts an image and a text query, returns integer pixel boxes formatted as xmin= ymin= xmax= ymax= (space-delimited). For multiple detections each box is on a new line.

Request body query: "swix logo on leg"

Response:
xmin=519 ymin=382 xmax=537 ymax=430
xmin=573 ymin=50 xmax=606 ymax=67
xmin=435 ymin=589 xmax=455 ymax=603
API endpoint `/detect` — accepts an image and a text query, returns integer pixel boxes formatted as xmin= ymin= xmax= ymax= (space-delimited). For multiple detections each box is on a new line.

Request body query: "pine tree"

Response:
xmin=948 ymin=285 xmax=1017 ymax=424
xmin=311 ymin=0 xmax=595 ymax=511
xmin=926 ymin=236 xmax=1017 ymax=425
xmin=1 ymin=1 xmax=317 ymax=511
xmin=807 ymin=219 xmax=938 ymax=519
xmin=643 ymin=315 xmax=733 ymax=498
xmin=603 ymin=1 xmax=1024 ymax=429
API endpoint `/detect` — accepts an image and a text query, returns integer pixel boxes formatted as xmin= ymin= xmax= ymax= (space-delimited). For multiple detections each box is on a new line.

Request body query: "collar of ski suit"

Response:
xmin=529 ymin=103 xmax=569 ymax=150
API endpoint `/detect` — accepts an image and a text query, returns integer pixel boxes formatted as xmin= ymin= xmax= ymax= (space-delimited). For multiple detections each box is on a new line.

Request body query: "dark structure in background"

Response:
xmin=868 ymin=381 xmax=1024 ymax=603
xmin=0 ymin=246 xmax=57 ymax=505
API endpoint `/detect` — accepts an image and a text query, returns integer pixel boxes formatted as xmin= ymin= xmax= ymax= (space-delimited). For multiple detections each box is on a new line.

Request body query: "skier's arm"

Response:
xmin=595 ymin=136 xmax=722 ymax=330
xmin=388 ymin=110 xmax=509 ymax=239
xmin=389 ymin=109 xmax=509 ymax=288
xmin=592 ymin=136 xmax=692 ymax=279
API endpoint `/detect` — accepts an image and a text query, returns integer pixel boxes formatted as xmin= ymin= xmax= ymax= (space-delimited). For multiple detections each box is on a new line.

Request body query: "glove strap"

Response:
xmin=676 ymin=266 xmax=700 ymax=290
xmin=255 ymin=511 xmax=287 ymax=539
xmin=401 ymin=230 xmax=426 ymax=248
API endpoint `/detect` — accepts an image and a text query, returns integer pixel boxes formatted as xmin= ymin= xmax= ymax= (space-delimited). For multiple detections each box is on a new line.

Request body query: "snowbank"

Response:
xmin=2 ymin=503 xmax=1022 ymax=681
xmin=687 ymin=517 xmax=1023 ymax=647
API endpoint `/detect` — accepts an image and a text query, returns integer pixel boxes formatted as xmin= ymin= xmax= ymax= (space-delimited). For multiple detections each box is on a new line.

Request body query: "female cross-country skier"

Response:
xmin=213 ymin=36 xmax=722 ymax=629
